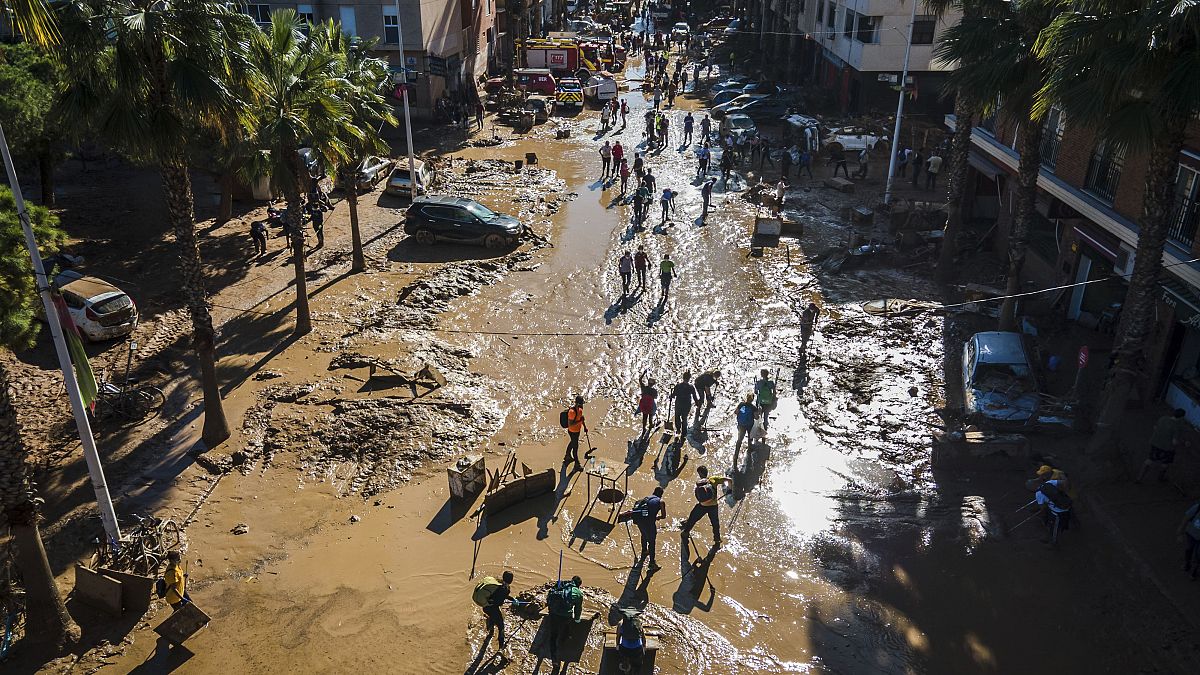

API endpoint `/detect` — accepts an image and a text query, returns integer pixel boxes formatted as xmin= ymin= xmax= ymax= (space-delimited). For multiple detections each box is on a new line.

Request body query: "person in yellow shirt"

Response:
xmin=565 ymin=396 xmax=588 ymax=470
xmin=680 ymin=465 xmax=731 ymax=546
xmin=163 ymin=550 xmax=189 ymax=611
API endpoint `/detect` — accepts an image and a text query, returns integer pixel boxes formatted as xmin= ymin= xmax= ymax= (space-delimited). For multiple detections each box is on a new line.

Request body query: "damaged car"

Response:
xmin=962 ymin=331 xmax=1041 ymax=425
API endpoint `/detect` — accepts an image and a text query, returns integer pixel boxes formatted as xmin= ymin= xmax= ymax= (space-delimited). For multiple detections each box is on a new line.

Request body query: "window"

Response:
xmin=1039 ymin=106 xmax=1065 ymax=171
xmin=856 ymin=15 xmax=880 ymax=43
xmin=487 ymin=0 xmax=492 ymax=16
xmin=816 ymin=1 xmax=824 ymax=24
xmin=826 ymin=2 xmax=836 ymax=30
xmin=296 ymin=4 xmax=314 ymax=24
xmin=843 ymin=9 xmax=857 ymax=39
xmin=339 ymin=6 xmax=356 ymax=36
xmin=244 ymin=3 xmax=270 ymax=26
xmin=1083 ymin=140 xmax=1125 ymax=203
xmin=911 ymin=15 xmax=936 ymax=45
xmin=799 ymin=0 xmax=806 ymax=14
xmin=1169 ymin=165 xmax=1200 ymax=247
xmin=383 ymin=5 xmax=399 ymax=44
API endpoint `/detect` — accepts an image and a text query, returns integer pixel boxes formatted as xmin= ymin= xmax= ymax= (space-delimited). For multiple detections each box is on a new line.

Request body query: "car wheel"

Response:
xmin=484 ymin=233 xmax=507 ymax=250
xmin=414 ymin=229 xmax=437 ymax=245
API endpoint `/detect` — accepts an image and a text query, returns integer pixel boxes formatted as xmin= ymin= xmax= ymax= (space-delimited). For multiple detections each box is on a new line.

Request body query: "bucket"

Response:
xmin=526 ymin=152 xmax=538 ymax=165
xmin=514 ymin=159 xmax=523 ymax=171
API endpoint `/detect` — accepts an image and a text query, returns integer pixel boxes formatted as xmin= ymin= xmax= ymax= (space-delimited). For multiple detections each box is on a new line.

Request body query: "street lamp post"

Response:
xmin=393 ymin=0 xmax=419 ymax=200
xmin=883 ymin=0 xmax=919 ymax=205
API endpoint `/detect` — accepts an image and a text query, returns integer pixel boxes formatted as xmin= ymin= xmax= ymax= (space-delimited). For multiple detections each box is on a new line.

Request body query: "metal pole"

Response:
xmin=394 ymin=0 xmax=419 ymax=200
xmin=0 ymin=123 xmax=121 ymax=546
xmin=883 ymin=0 xmax=919 ymax=205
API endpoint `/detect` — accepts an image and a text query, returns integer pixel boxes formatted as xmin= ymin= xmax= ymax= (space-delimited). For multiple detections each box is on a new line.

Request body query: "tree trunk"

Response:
xmin=1086 ymin=115 xmax=1188 ymax=473
xmin=37 ymin=151 xmax=55 ymax=207
xmin=348 ymin=186 xmax=365 ymax=273
xmin=282 ymin=165 xmax=312 ymax=336
xmin=936 ymin=92 xmax=976 ymax=284
xmin=0 ymin=360 xmax=80 ymax=649
xmin=218 ymin=171 xmax=234 ymax=225
xmin=159 ymin=157 xmax=231 ymax=447
xmin=998 ymin=115 xmax=1044 ymax=330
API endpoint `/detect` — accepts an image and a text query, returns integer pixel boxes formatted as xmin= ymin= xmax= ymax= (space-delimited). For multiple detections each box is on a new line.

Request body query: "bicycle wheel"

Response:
xmin=129 ymin=551 xmax=160 ymax=576
xmin=158 ymin=520 xmax=183 ymax=553
xmin=119 ymin=386 xmax=166 ymax=424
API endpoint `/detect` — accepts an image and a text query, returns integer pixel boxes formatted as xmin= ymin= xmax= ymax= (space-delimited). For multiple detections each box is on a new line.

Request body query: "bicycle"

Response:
xmin=89 ymin=513 xmax=183 ymax=575
xmin=92 ymin=339 xmax=166 ymax=425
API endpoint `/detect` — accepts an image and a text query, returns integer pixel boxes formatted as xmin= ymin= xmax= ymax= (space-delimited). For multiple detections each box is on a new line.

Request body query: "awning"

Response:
xmin=1161 ymin=277 xmax=1200 ymax=327
xmin=968 ymin=149 xmax=1003 ymax=180
xmin=1073 ymin=223 xmax=1122 ymax=264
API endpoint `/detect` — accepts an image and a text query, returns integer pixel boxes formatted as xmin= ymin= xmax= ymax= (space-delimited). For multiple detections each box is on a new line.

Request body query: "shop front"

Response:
xmin=1160 ymin=281 xmax=1200 ymax=426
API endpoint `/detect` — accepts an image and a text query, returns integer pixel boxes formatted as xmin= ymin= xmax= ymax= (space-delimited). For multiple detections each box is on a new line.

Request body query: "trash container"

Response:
xmin=514 ymin=159 xmax=524 ymax=171
xmin=526 ymin=152 xmax=539 ymax=165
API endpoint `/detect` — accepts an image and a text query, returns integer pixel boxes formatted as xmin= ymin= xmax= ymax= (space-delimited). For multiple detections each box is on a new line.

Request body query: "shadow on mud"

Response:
xmin=387 ymin=238 xmax=516 ymax=264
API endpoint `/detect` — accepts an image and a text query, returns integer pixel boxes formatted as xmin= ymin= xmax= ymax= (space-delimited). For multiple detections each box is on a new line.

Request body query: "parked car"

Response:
xmin=724 ymin=19 xmax=742 ymax=34
xmin=710 ymin=89 xmax=748 ymax=106
xmin=710 ymin=76 xmax=752 ymax=93
xmin=725 ymin=97 xmax=793 ymax=119
xmin=671 ymin=22 xmax=690 ymax=40
xmin=826 ymin=126 xmax=886 ymax=151
xmin=404 ymin=196 xmax=525 ymax=249
xmin=384 ymin=159 xmax=434 ymax=198
xmin=702 ymin=16 xmax=734 ymax=30
xmin=741 ymin=82 xmax=782 ymax=96
xmin=52 ymin=270 xmax=138 ymax=341
xmin=712 ymin=93 xmax=769 ymax=117
xmin=962 ymin=331 xmax=1041 ymax=425
xmin=335 ymin=155 xmax=393 ymax=193
xmin=719 ymin=113 xmax=757 ymax=140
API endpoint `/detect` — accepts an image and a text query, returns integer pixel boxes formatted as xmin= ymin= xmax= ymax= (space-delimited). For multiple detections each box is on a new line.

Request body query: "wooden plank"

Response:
xmin=74 ymin=565 xmax=123 ymax=617
xmin=97 ymin=567 xmax=155 ymax=616
xmin=154 ymin=602 xmax=211 ymax=645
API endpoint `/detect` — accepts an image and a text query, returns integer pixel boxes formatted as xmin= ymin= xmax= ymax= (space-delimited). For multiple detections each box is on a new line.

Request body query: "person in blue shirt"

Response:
xmin=633 ymin=487 xmax=667 ymax=571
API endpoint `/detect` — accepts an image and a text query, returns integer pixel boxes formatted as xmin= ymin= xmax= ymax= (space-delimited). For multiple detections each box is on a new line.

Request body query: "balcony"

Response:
xmin=1040 ymin=125 xmax=1062 ymax=171
xmin=1169 ymin=197 xmax=1200 ymax=248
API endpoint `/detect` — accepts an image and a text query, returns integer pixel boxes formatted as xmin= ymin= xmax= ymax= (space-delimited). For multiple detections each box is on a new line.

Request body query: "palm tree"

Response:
xmin=2 ymin=0 xmax=58 ymax=45
xmin=936 ymin=1 xmax=1059 ymax=329
xmin=243 ymin=10 xmax=358 ymax=335
xmin=1038 ymin=0 xmax=1200 ymax=465
xmin=0 ymin=185 xmax=79 ymax=648
xmin=57 ymin=0 xmax=257 ymax=448
xmin=310 ymin=22 xmax=396 ymax=273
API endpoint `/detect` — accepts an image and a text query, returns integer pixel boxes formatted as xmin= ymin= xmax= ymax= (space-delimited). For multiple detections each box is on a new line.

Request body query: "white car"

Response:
xmin=719 ymin=113 xmax=757 ymax=140
xmin=671 ymin=22 xmax=690 ymax=41
xmin=962 ymin=331 xmax=1041 ymax=425
xmin=53 ymin=270 xmax=138 ymax=341
xmin=385 ymin=159 xmax=435 ymax=198
xmin=827 ymin=127 xmax=887 ymax=151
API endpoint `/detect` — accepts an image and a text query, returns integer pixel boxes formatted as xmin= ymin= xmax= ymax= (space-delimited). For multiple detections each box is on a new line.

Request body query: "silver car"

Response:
xmin=962 ymin=331 xmax=1041 ymax=425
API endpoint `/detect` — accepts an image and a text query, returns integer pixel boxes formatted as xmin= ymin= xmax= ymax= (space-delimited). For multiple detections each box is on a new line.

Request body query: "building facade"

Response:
xmin=955 ymin=109 xmax=1200 ymax=422
xmin=744 ymin=0 xmax=959 ymax=116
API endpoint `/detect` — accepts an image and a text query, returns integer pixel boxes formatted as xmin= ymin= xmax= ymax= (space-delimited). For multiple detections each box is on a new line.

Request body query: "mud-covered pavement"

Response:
xmin=64 ymin=55 xmax=1177 ymax=675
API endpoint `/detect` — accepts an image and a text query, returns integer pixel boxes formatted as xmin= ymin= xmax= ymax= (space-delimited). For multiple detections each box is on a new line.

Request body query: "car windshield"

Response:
xmin=465 ymin=202 xmax=496 ymax=220
xmin=730 ymin=118 xmax=754 ymax=129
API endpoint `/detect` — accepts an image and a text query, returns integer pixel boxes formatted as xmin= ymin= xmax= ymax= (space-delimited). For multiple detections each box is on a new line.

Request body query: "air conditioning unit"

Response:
xmin=1114 ymin=243 xmax=1135 ymax=277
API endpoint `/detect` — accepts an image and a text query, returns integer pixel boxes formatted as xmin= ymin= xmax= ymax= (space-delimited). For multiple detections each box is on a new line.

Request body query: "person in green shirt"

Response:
xmin=659 ymin=254 xmax=676 ymax=302
xmin=1138 ymin=409 xmax=1191 ymax=482
xmin=755 ymin=369 xmax=777 ymax=431
xmin=545 ymin=576 xmax=585 ymax=660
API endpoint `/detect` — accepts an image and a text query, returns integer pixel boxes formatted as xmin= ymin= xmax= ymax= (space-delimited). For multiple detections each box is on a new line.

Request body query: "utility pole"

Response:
xmin=393 ymin=0 xmax=419 ymax=200
xmin=883 ymin=0 xmax=918 ymax=205
xmin=0 ymin=122 xmax=121 ymax=547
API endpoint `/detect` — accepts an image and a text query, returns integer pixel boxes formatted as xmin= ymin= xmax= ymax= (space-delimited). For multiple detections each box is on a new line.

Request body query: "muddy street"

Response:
xmin=58 ymin=53 xmax=1172 ymax=675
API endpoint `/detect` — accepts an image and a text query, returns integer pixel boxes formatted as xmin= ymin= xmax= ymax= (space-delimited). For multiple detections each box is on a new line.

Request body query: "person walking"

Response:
xmin=564 ymin=396 xmax=588 ymax=470
xmin=475 ymin=571 xmax=514 ymax=650
xmin=308 ymin=199 xmax=325 ymax=249
xmin=599 ymin=141 xmax=613 ymax=180
xmin=897 ymin=146 xmax=910 ymax=177
xmin=696 ymin=143 xmax=711 ymax=177
xmin=773 ymin=179 xmax=788 ymax=216
xmin=733 ymin=394 xmax=758 ymax=470
xmin=683 ymin=112 xmax=694 ymax=145
xmin=831 ymin=147 xmax=850 ymax=178
xmin=643 ymin=168 xmax=657 ymax=194
xmin=749 ymin=134 xmax=761 ymax=164
xmin=700 ymin=114 xmax=712 ymax=139
xmin=779 ymin=145 xmax=792 ymax=179
xmin=670 ymin=371 xmax=697 ymax=437
xmin=660 ymin=188 xmax=673 ymax=224
xmin=680 ymin=67 xmax=689 ymax=92
xmin=475 ymin=102 xmax=485 ymax=130
xmin=250 ymin=219 xmax=269 ymax=257
xmin=1178 ymin=498 xmax=1200 ymax=578
xmin=162 ymin=550 xmax=190 ymax=612
xmin=925 ymin=152 xmax=943 ymax=190
xmin=910 ymin=148 xmax=925 ymax=188
xmin=612 ymin=141 xmax=625 ymax=171
xmin=701 ymin=178 xmax=716 ymax=219
xmin=652 ymin=86 xmax=662 ymax=110
xmin=618 ymin=251 xmax=634 ymax=297
xmin=632 ymin=487 xmax=667 ymax=570
xmin=755 ymin=369 xmax=777 ymax=431
xmin=545 ymin=576 xmax=585 ymax=660
xmin=633 ymin=183 xmax=650 ymax=222
xmin=680 ymin=465 xmax=730 ymax=546
xmin=621 ymin=98 xmax=629 ymax=126
xmin=720 ymin=149 xmax=734 ymax=182
xmin=853 ymin=147 xmax=870 ymax=179
xmin=800 ymin=302 xmax=821 ymax=354
xmin=759 ymin=135 xmax=773 ymax=170
xmin=619 ymin=158 xmax=631 ymax=194
xmin=638 ymin=370 xmax=658 ymax=436
xmin=659 ymin=253 xmax=676 ymax=303
xmin=633 ymin=151 xmax=645 ymax=179
xmin=1138 ymin=409 xmax=1190 ymax=482
xmin=634 ymin=246 xmax=649 ymax=289
xmin=693 ymin=370 xmax=721 ymax=422
xmin=799 ymin=147 xmax=814 ymax=178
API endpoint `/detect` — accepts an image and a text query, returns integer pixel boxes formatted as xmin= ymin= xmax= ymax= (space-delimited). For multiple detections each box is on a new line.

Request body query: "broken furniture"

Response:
xmin=73 ymin=564 xmax=156 ymax=617
xmin=600 ymin=628 xmax=662 ymax=674
xmin=447 ymin=454 xmax=486 ymax=500
xmin=585 ymin=457 xmax=629 ymax=511
xmin=154 ymin=602 xmax=211 ymax=645
xmin=483 ymin=451 xmax=555 ymax=517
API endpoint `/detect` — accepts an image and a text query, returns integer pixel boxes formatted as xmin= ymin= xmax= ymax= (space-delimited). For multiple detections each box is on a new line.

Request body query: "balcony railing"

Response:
xmin=1039 ymin=125 xmax=1062 ymax=171
xmin=1168 ymin=196 xmax=1200 ymax=248
xmin=1084 ymin=151 xmax=1123 ymax=204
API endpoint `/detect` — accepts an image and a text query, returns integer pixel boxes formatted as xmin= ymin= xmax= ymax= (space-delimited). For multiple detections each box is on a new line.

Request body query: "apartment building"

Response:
xmin=240 ymin=1 xmax=497 ymax=114
xmin=745 ymin=0 xmax=959 ymax=115
xmin=954 ymin=110 xmax=1200 ymax=421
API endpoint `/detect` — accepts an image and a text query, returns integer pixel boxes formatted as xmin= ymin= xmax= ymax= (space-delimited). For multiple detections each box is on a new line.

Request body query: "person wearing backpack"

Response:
xmin=1035 ymin=478 xmax=1072 ymax=545
xmin=563 ymin=396 xmax=588 ymax=470
xmin=733 ymin=394 xmax=759 ymax=470
xmin=545 ymin=576 xmax=585 ymax=659
xmin=681 ymin=465 xmax=730 ymax=546
xmin=616 ymin=610 xmax=646 ymax=672
xmin=1177 ymin=499 xmax=1200 ymax=578
xmin=633 ymin=487 xmax=667 ymax=571
xmin=755 ymin=369 xmax=778 ymax=431
xmin=473 ymin=570 xmax=514 ymax=649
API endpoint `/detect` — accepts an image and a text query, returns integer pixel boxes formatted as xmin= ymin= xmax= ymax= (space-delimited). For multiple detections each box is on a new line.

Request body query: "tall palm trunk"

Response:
xmin=160 ymin=156 xmax=231 ymax=447
xmin=998 ymin=116 xmax=1044 ymax=330
xmin=1086 ymin=114 xmax=1188 ymax=469
xmin=282 ymin=162 xmax=312 ymax=336
xmin=347 ymin=183 xmax=365 ymax=273
xmin=0 ymin=360 xmax=80 ymax=649
xmin=937 ymin=92 xmax=977 ymax=284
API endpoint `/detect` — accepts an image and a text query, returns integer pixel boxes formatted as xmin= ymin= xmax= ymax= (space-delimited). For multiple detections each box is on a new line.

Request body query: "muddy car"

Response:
xmin=53 ymin=270 xmax=139 ymax=341
xmin=962 ymin=331 xmax=1041 ymax=425
xmin=404 ymin=196 xmax=524 ymax=249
